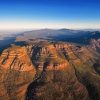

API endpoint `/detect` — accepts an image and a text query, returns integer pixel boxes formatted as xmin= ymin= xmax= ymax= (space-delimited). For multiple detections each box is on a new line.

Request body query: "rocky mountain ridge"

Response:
xmin=0 ymin=40 xmax=100 ymax=100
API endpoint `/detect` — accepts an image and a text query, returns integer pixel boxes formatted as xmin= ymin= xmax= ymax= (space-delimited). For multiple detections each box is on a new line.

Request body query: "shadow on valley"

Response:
xmin=0 ymin=39 xmax=27 ymax=54
xmin=93 ymin=63 xmax=100 ymax=74
xmin=25 ymin=69 xmax=89 ymax=100
xmin=25 ymin=71 xmax=47 ymax=100
xmin=0 ymin=38 xmax=15 ymax=54
xmin=48 ymin=31 xmax=100 ymax=45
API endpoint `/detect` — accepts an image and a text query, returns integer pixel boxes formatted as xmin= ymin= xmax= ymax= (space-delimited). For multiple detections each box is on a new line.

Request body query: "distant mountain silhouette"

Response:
xmin=16 ymin=29 xmax=100 ymax=45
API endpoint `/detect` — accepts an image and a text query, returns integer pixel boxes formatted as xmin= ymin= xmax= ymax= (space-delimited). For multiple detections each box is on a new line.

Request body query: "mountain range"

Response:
xmin=0 ymin=29 xmax=100 ymax=100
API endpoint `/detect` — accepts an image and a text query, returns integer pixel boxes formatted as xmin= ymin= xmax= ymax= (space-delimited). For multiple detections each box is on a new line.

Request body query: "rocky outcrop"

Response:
xmin=0 ymin=45 xmax=36 ymax=100
xmin=90 ymin=39 xmax=100 ymax=53
xmin=0 ymin=45 xmax=35 ymax=71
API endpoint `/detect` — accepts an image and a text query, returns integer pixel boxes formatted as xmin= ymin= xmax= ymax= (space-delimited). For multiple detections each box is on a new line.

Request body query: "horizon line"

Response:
xmin=0 ymin=28 xmax=100 ymax=31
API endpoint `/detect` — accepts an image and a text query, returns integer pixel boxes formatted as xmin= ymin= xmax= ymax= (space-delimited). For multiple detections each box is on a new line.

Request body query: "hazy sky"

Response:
xmin=0 ymin=0 xmax=100 ymax=30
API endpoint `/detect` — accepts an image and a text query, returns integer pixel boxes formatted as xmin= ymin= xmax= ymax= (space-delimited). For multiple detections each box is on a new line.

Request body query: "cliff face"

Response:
xmin=0 ymin=40 xmax=100 ymax=100
xmin=0 ymin=45 xmax=36 ymax=100
xmin=0 ymin=46 xmax=35 ymax=71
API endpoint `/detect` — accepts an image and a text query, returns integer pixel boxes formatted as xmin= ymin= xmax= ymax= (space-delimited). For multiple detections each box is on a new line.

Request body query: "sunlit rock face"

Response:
xmin=0 ymin=46 xmax=35 ymax=71
xmin=0 ymin=45 xmax=36 ymax=100
xmin=0 ymin=40 xmax=100 ymax=100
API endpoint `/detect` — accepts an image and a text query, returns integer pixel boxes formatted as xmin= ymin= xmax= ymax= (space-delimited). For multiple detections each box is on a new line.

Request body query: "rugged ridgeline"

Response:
xmin=0 ymin=46 xmax=36 ymax=100
xmin=90 ymin=39 xmax=100 ymax=53
xmin=0 ymin=40 xmax=100 ymax=100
